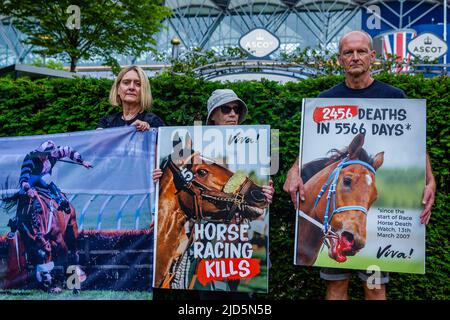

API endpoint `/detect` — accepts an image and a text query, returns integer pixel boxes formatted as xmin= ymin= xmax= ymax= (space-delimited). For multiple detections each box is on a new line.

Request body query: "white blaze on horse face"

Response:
xmin=365 ymin=174 xmax=373 ymax=186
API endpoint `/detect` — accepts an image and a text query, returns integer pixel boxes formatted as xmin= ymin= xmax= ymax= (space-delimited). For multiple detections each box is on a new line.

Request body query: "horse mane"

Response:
xmin=301 ymin=147 xmax=374 ymax=183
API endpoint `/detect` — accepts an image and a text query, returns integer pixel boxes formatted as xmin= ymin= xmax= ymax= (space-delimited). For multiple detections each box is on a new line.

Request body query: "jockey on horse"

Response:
xmin=7 ymin=139 xmax=92 ymax=240
xmin=17 ymin=140 xmax=92 ymax=213
xmin=3 ymin=140 xmax=91 ymax=290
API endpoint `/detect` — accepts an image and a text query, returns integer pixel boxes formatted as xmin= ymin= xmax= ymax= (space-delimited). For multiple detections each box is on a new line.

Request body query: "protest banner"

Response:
xmin=295 ymin=98 xmax=426 ymax=274
xmin=0 ymin=127 xmax=156 ymax=299
xmin=154 ymin=125 xmax=271 ymax=292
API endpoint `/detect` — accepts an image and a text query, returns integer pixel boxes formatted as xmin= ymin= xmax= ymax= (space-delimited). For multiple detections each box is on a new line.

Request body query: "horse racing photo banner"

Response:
xmin=0 ymin=127 xmax=156 ymax=299
xmin=153 ymin=125 xmax=271 ymax=293
xmin=294 ymin=98 xmax=426 ymax=274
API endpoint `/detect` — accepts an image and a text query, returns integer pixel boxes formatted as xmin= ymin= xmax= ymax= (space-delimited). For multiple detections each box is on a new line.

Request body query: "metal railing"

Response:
xmin=188 ymin=59 xmax=327 ymax=80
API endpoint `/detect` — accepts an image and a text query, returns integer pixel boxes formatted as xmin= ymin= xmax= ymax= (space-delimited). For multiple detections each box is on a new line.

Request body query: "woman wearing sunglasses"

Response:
xmin=205 ymin=89 xmax=246 ymax=125
xmin=204 ymin=89 xmax=274 ymax=299
xmin=153 ymin=88 xmax=274 ymax=300
xmin=153 ymin=88 xmax=275 ymax=202
xmin=153 ymin=89 xmax=274 ymax=204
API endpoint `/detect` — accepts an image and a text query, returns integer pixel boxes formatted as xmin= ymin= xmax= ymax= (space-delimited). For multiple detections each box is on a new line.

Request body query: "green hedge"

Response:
xmin=0 ymin=73 xmax=448 ymax=299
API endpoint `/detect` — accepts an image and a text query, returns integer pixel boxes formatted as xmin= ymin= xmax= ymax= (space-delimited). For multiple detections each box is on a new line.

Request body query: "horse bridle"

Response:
xmin=163 ymin=155 xmax=255 ymax=223
xmin=161 ymin=154 xmax=260 ymax=289
xmin=298 ymin=157 xmax=376 ymax=238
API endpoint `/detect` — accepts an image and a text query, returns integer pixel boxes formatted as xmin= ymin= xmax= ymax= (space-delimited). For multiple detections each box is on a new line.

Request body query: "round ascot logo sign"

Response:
xmin=239 ymin=28 xmax=280 ymax=58
xmin=407 ymin=33 xmax=448 ymax=61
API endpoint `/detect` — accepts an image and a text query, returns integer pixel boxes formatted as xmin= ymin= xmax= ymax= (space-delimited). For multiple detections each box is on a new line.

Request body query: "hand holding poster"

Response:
xmin=295 ymin=98 xmax=426 ymax=274
xmin=153 ymin=125 xmax=270 ymax=292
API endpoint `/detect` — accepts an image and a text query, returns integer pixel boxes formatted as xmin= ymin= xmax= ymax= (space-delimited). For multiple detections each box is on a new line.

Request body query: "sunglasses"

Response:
xmin=220 ymin=104 xmax=242 ymax=114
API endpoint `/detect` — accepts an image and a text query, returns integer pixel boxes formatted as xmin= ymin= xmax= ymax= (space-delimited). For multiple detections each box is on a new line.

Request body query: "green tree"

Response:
xmin=0 ymin=0 xmax=172 ymax=72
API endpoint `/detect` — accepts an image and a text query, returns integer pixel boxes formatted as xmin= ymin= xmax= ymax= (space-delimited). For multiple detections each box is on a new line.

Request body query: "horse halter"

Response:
xmin=164 ymin=155 xmax=255 ymax=223
xmin=312 ymin=157 xmax=376 ymax=234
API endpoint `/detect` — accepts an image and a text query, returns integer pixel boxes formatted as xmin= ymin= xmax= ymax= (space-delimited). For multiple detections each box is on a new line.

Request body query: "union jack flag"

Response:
xmin=381 ymin=30 xmax=416 ymax=72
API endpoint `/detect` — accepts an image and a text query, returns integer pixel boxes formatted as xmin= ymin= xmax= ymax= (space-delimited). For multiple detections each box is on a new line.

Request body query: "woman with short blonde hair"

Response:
xmin=109 ymin=65 xmax=152 ymax=112
xmin=97 ymin=65 xmax=164 ymax=131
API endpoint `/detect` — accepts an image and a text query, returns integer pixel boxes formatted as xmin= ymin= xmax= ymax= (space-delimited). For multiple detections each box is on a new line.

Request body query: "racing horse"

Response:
xmin=296 ymin=133 xmax=384 ymax=266
xmin=3 ymin=187 xmax=80 ymax=292
xmin=154 ymin=133 xmax=268 ymax=289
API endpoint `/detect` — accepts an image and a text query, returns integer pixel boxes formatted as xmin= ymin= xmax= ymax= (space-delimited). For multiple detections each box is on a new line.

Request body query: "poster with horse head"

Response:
xmin=295 ymin=98 xmax=426 ymax=274
xmin=153 ymin=125 xmax=271 ymax=293
xmin=0 ymin=127 xmax=156 ymax=299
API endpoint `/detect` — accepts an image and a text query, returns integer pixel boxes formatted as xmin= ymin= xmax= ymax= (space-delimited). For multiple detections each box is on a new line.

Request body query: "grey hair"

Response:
xmin=338 ymin=30 xmax=374 ymax=53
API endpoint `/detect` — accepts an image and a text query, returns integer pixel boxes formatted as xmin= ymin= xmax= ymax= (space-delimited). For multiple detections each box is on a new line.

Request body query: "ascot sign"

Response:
xmin=407 ymin=33 xmax=448 ymax=61
xmin=239 ymin=28 xmax=280 ymax=58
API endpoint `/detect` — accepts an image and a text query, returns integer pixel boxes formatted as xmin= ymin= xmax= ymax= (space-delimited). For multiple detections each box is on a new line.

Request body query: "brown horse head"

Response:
xmin=154 ymin=132 xmax=268 ymax=288
xmin=298 ymin=133 xmax=384 ymax=265
xmin=166 ymin=133 xmax=267 ymax=222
